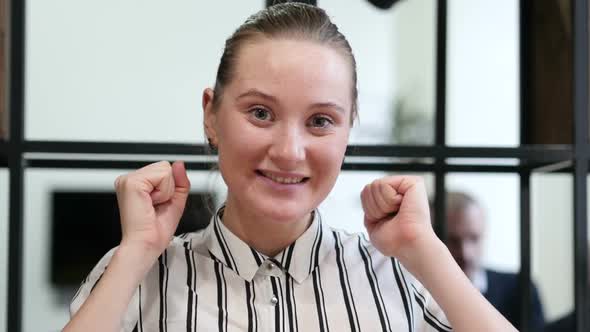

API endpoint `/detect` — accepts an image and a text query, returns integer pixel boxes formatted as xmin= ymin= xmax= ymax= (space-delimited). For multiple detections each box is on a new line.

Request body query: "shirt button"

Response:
xmin=268 ymin=262 xmax=275 ymax=270
xmin=270 ymin=296 xmax=278 ymax=305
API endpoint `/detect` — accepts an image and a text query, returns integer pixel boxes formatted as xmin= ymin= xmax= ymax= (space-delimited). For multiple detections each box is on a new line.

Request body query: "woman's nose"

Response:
xmin=268 ymin=126 xmax=306 ymax=169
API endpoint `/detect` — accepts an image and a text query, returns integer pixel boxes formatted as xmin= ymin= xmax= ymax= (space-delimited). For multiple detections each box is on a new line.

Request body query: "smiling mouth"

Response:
xmin=257 ymin=170 xmax=309 ymax=184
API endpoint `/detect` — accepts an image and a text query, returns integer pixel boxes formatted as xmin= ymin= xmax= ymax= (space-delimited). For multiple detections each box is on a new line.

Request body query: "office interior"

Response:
xmin=0 ymin=0 xmax=589 ymax=331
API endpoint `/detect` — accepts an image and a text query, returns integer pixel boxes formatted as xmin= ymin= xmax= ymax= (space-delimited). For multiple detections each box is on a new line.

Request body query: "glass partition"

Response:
xmin=531 ymin=173 xmax=575 ymax=325
xmin=446 ymin=0 xmax=520 ymax=147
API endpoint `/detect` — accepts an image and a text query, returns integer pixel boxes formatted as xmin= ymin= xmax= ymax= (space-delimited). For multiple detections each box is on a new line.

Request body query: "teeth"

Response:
xmin=262 ymin=172 xmax=304 ymax=184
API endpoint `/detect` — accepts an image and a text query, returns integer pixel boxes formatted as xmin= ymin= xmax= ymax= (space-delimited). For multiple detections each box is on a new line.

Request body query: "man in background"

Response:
xmin=443 ymin=191 xmax=546 ymax=331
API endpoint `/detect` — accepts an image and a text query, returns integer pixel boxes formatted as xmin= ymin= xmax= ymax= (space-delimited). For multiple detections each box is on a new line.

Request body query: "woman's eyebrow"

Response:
xmin=310 ymin=102 xmax=346 ymax=114
xmin=236 ymin=89 xmax=278 ymax=103
xmin=236 ymin=89 xmax=346 ymax=114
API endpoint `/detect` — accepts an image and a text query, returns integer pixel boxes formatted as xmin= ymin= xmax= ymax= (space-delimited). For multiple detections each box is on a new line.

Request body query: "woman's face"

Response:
xmin=204 ymin=38 xmax=353 ymax=224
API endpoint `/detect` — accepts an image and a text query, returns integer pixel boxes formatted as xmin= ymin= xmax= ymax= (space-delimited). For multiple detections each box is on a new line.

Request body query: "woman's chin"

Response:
xmin=256 ymin=204 xmax=312 ymax=226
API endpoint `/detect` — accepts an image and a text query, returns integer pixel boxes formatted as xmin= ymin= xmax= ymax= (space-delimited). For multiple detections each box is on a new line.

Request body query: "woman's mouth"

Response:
xmin=257 ymin=170 xmax=309 ymax=184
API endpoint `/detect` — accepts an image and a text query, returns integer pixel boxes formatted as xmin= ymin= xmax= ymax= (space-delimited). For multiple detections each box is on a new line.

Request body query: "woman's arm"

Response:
xmin=361 ymin=176 xmax=517 ymax=332
xmin=63 ymin=161 xmax=190 ymax=332
xmin=406 ymin=234 xmax=516 ymax=332
xmin=63 ymin=244 xmax=159 ymax=332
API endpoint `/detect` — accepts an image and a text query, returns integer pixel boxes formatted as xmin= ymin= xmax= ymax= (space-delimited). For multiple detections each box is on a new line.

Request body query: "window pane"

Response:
xmin=322 ymin=0 xmax=436 ymax=145
xmin=446 ymin=0 xmax=519 ymax=146
xmin=25 ymin=1 xmax=262 ymax=143
xmin=0 ymin=169 xmax=8 ymax=332
xmin=22 ymin=168 xmax=226 ymax=332
xmin=531 ymin=174 xmax=574 ymax=324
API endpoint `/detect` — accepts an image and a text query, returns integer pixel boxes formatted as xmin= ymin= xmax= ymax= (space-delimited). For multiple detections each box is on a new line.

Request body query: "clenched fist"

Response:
xmin=114 ymin=161 xmax=191 ymax=255
xmin=361 ymin=176 xmax=435 ymax=262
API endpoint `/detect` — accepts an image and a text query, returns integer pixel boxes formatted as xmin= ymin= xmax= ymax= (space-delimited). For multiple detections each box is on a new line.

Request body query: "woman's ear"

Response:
xmin=202 ymin=88 xmax=218 ymax=146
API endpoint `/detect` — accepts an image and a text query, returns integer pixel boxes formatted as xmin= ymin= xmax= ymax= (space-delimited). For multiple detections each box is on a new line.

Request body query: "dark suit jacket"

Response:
xmin=483 ymin=269 xmax=545 ymax=331
xmin=544 ymin=313 xmax=574 ymax=332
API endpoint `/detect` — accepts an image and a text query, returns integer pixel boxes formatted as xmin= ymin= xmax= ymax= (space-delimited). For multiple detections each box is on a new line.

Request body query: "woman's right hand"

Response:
xmin=114 ymin=160 xmax=191 ymax=256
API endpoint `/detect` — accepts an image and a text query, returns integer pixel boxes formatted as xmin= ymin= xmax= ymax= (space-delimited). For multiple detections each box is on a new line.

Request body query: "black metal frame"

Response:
xmin=572 ymin=1 xmax=590 ymax=331
xmin=2 ymin=1 xmax=589 ymax=331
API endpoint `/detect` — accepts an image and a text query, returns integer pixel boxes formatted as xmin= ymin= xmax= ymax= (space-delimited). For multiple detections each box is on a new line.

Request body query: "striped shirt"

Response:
xmin=70 ymin=206 xmax=452 ymax=332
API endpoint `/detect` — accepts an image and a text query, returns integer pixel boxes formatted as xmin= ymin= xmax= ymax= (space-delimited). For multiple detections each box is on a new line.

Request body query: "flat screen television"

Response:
xmin=50 ymin=191 xmax=214 ymax=288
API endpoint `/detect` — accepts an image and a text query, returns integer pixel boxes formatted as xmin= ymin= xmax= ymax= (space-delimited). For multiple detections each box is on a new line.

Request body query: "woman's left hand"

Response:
xmin=361 ymin=176 xmax=436 ymax=263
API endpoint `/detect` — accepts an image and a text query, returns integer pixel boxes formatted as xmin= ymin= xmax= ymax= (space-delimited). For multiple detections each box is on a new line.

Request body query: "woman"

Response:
xmin=64 ymin=3 xmax=517 ymax=332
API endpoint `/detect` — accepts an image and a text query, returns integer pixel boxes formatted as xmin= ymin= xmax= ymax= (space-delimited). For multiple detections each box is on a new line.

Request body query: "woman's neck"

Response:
xmin=220 ymin=196 xmax=313 ymax=257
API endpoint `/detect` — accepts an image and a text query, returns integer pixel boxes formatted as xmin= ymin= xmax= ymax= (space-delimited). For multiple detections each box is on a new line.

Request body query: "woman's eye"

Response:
xmin=310 ymin=115 xmax=333 ymax=128
xmin=251 ymin=108 xmax=271 ymax=121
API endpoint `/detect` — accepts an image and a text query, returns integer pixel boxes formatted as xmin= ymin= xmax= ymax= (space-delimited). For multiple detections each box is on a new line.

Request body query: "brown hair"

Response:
xmin=212 ymin=2 xmax=358 ymax=123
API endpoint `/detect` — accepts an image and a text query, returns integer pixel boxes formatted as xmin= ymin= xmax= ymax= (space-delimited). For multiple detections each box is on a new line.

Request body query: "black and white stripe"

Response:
xmin=281 ymin=243 xmax=295 ymax=270
xmin=312 ymin=267 xmax=330 ymax=332
xmin=184 ymin=241 xmax=197 ymax=332
xmin=285 ymin=275 xmax=298 ymax=332
xmin=308 ymin=226 xmax=321 ymax=275
xmin=282 ymin=242 xmax=298 ymax=332
xmin=270 ymin=277 xmax=286 ymax=332
xmin=251 ymin=247 xmax=263 ymax=267
xmin=158 ymin=251 xmax=169 ymax=332
xmin=311 ymin=227 xmax=330 ymax=332
xmin=393 ymin=258 xmax=414 ymax=332
xmin=212 ymin=251 xmax=228 ymax=332
xmin=245 ymin=280 xmax=258 ymax=332
xmin=137 ymin=284 xmax=144 ymax=332
xmin=359 ymin=237 xmax=393 ymax=332
xmin=412 ymin=285 xmax=453 ymax=332
xmin=333 ymin=231 xmax=360 ymax=332
xmin=214 ymin=219 xmax=239 ymax=274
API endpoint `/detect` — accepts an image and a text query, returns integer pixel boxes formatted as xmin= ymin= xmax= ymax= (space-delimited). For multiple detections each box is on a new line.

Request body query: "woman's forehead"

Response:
xmin=228 ymin=38 xmax=353 ymax=108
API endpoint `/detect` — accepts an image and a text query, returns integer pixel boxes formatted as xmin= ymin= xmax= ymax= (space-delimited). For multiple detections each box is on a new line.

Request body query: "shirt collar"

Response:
xmin=199 ymin=205 xmax=334 ymax=284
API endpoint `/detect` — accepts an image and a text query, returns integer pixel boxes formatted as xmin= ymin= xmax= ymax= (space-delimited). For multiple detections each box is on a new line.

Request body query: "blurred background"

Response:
xmin=0 ymin=0 xmax=588 ymax=331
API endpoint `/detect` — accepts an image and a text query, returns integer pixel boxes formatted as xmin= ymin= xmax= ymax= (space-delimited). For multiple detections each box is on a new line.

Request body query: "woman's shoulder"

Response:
xmin=172 ymin=228 xmax=208 ymax=246
xmin=327 ymin=226 xmax=379 ymax=253
xmin=326 ymin=226 xmax=419 ymax=278
xmin=159 ymin=228 xmax=210 ymax=259
xmin=86 ymin=229 xmax=209 ymax=277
